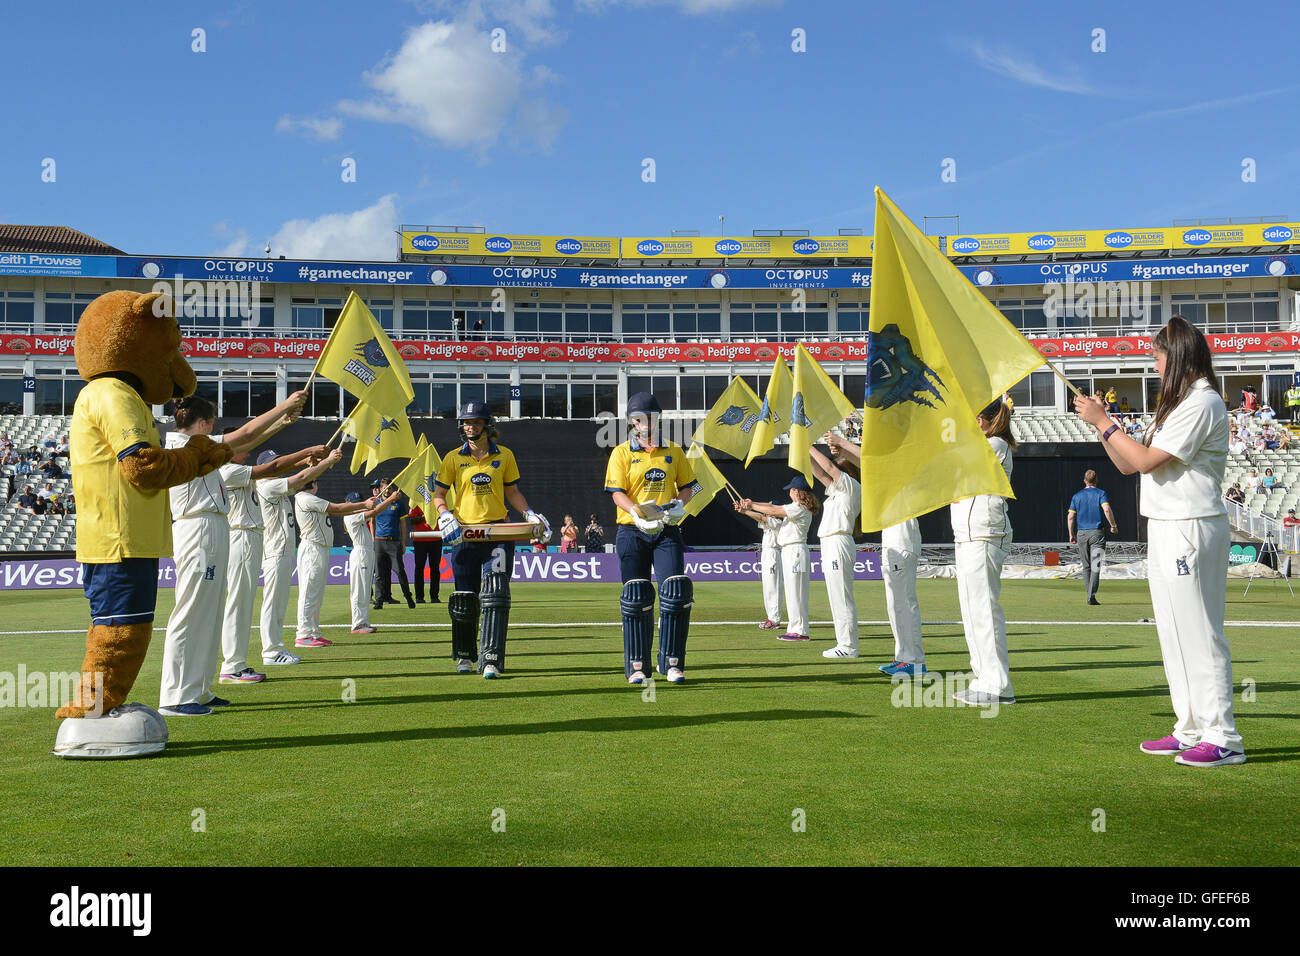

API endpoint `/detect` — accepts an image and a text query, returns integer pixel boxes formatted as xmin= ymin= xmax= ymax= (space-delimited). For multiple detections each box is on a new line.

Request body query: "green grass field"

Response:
xmin=1 ymin=578 xmax=1297 ymax=866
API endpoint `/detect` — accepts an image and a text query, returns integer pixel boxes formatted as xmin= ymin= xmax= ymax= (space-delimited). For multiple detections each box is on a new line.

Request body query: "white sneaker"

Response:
xmin=482 ymin=664 xmax=501 ymax=679
xmin=666 ymin=667 xmax=685 ymax=683
xmin=263 ymin=651 xmax=301 ymax=666
xmin=628 ymin=670 xmax=646 ymax=685
xmin=822 ymin=646 xmax=859 ymax=659
xmin=455 ymin=658 xmax=474 ymax=674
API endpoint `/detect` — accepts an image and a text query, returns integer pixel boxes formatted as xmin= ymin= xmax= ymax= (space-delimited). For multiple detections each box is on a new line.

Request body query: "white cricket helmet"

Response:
xmin=52 ymin=702 xmax=169 ymax=759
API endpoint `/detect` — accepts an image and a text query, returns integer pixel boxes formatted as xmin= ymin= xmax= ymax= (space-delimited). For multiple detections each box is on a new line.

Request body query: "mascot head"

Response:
xmin=74 ymin=290 xmax=197 ymax=405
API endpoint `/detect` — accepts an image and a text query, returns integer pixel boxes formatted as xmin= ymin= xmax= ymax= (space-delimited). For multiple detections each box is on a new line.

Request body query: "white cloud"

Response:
xmin=957 ymin=38 xmax=1102 ymax=96
xmin=576 ymin=0 xmax=778 ymax=14
xmin=338 ymin=19 xmax=564 ymax=152
xmin=412 ymin=0 xmax=563 ymax=45
xmin=275 ymin=114 xmax=344 ymax=141
xmin=267 ymin=194 xmax=401 ymax=260
xmin=1115 ymin=87 xmax=1291 ymax=125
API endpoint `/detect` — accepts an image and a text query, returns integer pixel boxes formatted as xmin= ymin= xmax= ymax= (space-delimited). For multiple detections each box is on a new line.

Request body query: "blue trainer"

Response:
xmin=159 ymin=703 xmax=214 ymax=716
xmin=204 ymin=696 xmax=232 ymax=707
xmin=879 ymin=661 xmax=926 ymax=677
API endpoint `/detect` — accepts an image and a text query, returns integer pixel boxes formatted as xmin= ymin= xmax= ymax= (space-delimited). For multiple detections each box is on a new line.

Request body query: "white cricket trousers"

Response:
xmin=220 ymin=528 xmax=263 ymax=674
xmin=349 ymin=546 xmax=374 ymax=629
xmin=762 ymin=539 xmax=783 ymax=623
xmin=259 ymin=549 xmax=295 ymax=658
xmin=160 ymin=513 xmax=230 ymax=707
xmin=782 ymin=543 xmax=811 ymax=636
xmin=296 ymin=542 xmax=330 ymax=641
xmin=1147 ymin=516 xmax=1242 ymax=751
xmin=820 ymin=534 xmax=858 ymax=651
xmin=884 ymin=544 xmax=923 ymax=664
xmin=955 ymin=536 xmax=1012 ymax=698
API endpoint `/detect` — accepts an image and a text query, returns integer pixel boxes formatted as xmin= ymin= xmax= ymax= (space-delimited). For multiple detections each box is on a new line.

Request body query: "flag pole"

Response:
xmin=1041 ymin=360 xmax=1087 ymax=399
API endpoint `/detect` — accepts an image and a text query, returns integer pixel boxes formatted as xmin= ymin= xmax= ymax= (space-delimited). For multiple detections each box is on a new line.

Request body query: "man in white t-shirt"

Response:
xmin=342 ymin=488 xmax=402 ymax=634
xmin=258 ymin=448 xmax=342 ymax=664
xmin=293 ymin=478 xmax=377 ymax=648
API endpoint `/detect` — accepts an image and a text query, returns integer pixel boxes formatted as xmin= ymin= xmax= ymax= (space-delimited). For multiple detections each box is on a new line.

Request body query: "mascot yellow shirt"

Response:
xmin=604 ymin=439 xmax=697 ymax=526
xmin=71 ymin=377 xmax=171 ymax=562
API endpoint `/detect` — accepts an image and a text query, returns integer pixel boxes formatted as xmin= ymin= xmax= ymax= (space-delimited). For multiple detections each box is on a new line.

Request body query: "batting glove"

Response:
xmin=525 ymin=510 xmax=552 ymax=543
xmin=631 ymin=510 xmax=664 ymax=535
xmin=437 ymin=509 xmax=462 ymax=546
xmin=662 ymin=499 xmax=686 ymax=525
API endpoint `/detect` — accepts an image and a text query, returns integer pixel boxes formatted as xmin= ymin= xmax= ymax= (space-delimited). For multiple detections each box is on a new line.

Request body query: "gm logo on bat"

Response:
xmin=463 ymin=528 xmax=491 ymax=540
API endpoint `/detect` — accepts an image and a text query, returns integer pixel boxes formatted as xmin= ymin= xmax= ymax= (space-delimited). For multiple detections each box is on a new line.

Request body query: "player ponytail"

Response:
xmin=1147 ymin=315 xmax=1219 ymax=447
xmin=793 ymin=488 xmax=820 ymax=515
xmin=172 ymin=395 xmax=216 ymax=431
xmin=978 ymin=398 xmax=1016 ymax=450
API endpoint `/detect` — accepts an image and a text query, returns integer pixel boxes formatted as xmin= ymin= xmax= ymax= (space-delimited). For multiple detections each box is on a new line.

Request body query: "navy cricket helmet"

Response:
xmin=457 ymin=401 xmax=493 ymax=423
xmin=626 ymin=392 xmax=662 ymax=416
xmin=345 ymin=492 xmax=362 ymax=503
xmin=256 ymin=450 xmax=277 ymax=466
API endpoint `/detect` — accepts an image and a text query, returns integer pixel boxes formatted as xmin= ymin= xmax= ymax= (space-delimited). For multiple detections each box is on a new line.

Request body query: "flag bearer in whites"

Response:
xmin=735 ymin=475 xmax=819 ymax=642
xmin=750 ymin=498 xmax=784 ymax=630
xmin=950 ymin=398 xmax=1017 ymax=707
xmin=257 ymin=447 xmax=340 ymax=666
xmin=343 ymin=487 xmax=402 ymax=635
xmin=1075 ymin=315 xmax=1244 ymax=767
xmin=217 ymin=443 xmax=327 ymax=684
xmin=159 ymin=391 xmax=305 ymax=716
xmin=293 ymin=454 xmax=380 ymax=648
xmin=825 ymin=433 xmax=926 ymax=676
xmin=805 ymin=443 xmax=862 ymax=659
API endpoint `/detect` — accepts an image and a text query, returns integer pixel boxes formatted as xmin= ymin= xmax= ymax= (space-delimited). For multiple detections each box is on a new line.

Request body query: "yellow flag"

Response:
xmin=342 ymin=402 xmax=417 ymax=473
xmin=392 ymin=437 xmax=444 ymax=511
xmin=745 ymin=356 xmax=794 ymax=467
xmin=789 ymin=344 xmax=856 ymax=484
xmin=314 ymin=292 xmax=414 ymax=420
xmin=860 ymin=187 xmax=1046 ymax=532
xmin=683 ymin=443 xmax=727 ymax=518
xmin=693 ymin=378 xmax=763 ymax=461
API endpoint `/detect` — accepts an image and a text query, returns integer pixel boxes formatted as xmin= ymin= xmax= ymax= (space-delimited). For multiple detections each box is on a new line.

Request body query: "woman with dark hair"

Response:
xmin=736 ymin=476 xmax=821 ymax=642
xmin=157 ymin=389 xmax=306 ymax=716
xmin=583 ymin=514 xmax=604 ymax=553
xmin=950 ymin=397 xmax=1017 ymax=706
xmin=1075 ymin=315 xmax=1243 ymax=766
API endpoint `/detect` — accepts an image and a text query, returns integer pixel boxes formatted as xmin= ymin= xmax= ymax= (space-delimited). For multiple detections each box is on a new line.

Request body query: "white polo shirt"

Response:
xmin=817 ymin=472 xmax=861 ymax=538
xmin=344 ymin=511 xmax=374 ymax=552
xmin=166 ymin=432 xmax=228 ymax=520
xmin=220 ymin=462 xmax=264 ymax=532
xmin=294 ymin=492 xmax=332 ymax=549
xmin=776 ymin=502 xmax=813 ymax=547
xmin=882 ymin=517 xmax=921 ymax=554
xmin=259 ymin=477 xmax=295 ymax=557
xmin=1140 ymin=379 xmax=1228 ymax=520
xmin=760 ymin=515 xmax=782 ymax=551
xmin=951 ymin=436 xmax=1013 ymax=542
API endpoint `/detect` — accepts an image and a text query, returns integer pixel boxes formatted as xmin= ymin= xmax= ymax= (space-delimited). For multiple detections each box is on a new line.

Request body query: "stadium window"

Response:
xmin=627 ymin=375 xmax=651 ymax=398
xmin=679 ymin=376 xmax=705 ymax=411
xmin=705 ymin=375 xmax=730 ymax=407
xmin=729 ymin=304 xmax=754 ymax=337
xmin=842 ymin=374 xmax=866 ymax=407
xmin=1226 ymin=300 xmax=1253 ymax=330
xmin=514 ymin=304 xmax=539 ymax=335
xmin=595 ymin=382 xmax=618 ymax=416
xmin=590 ymin=306 xmax=613 ymax=336
xmin=222 ymin=380 xmax=250 ymax=419
xmin=779 ymin=304 xmax=804 ymax=338
xmin=310 ymin=382 xmax=339 ymax=418
xmin=1030 ymin=371 xmax=1054 ymax=407
xmin=571 ymin=383 xmax=596 ymax=420
xmin=805 ymin=303 xmax=828 ymax=334
xmin=519 ymin=382 xmax=543 ymax=418
xmin=64 ymin=379 xmax=85 ymax=414
xmin=486 ymin=381 xmax=510 ymax=412
xmin=646 ymin=305 xmax=670 ymax=336
xmin=343 ymin=390 xmax=359 ymax=417
xmin=1006 ymin=377 xmax=1031 ymax=410
xmin=0 ymin=296 xmax=34 ymax=327
xmin=567 ymin=310 xmax=591 ymax=337
xmin=459 ymin=379 xmax=487 ymax=408
xmin=293 ymin=305 xmax=324 ymax=330
xmin=1254 ymin=298 xmax=1278 ymax=328
xmin=754 ymin=306 xmax=778 ymax=336
xmin=406 ymin=382 xmax=432 ymax=417
xmin=195 ymin=378 xmax=220 ymax=410
xmin=35 ymin=378 xmax=62 ymax=415
xmin=0 ymin=378 xmax=22 ymax=414
xmin=539 ymin=309 xmax=563 ymax=335
xmin=402 ymin=304 xmax=428 ymax=331
xmin=698 ymin=310 xmax=720 ymax=335
xmin=45 ymin=294 xmax=74 ymax=327
xmin=674 ymin=309 xmax=698 ymax=336
xmin=1144 ymin=376 xmax=1160 ymax=412
xmin=250 ymin=381 xmax=277 ymax=416
xmin=430 ymin=381 xmax=456 ymax=417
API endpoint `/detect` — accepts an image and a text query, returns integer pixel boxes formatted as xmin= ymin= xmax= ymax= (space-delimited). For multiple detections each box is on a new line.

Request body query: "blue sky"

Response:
xmin=2 ymin=0 xmax=1296 ymax=259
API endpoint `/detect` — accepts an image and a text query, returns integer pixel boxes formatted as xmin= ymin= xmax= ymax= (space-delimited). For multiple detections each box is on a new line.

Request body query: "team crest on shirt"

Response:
xmin=1175 ymin=557 xmax=1190 ymax=576
xmin=204 ymin=565 xmax=216 ymax=581
xmin=491 ymin=460 xmax=500 ymax=468
xmin=866 ymin=324 xmax=945 ymax=411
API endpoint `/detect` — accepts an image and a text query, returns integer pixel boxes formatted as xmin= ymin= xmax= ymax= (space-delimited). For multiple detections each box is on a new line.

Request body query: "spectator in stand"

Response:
xmin=65 ymin=492 xmax=76 ymax=515
xmin=1243 ymin=469 xmax=1261 ymax=494
xmin=41 ymin=458 xmax=63 ymax=481
xmin=1283 ymin=508 xmax=1299 ymax=529
xmin=42 ymin=429 xmax=57 ymax=448
xmin=1261 ymin=426 xmax=1281 ymax=450
xmin=1228 ymin=428 xmax=1247 ymax=455
xmin=1119 ymin=396 xmax=1132 ymax=413
xmin=560 ymin=515 xmax=579 ymax=553
xmin=584 ymin=514 xmax=604 ymax=553
xmin=1105 ymin=386 xmax=1119 ymax=412
xmin=1224 ymin=483 xmax=1246 ymax=505
xmin=1261 ymin=468 xmax=1285 ymax=493
xmin=50 ymin=495 xmax=67 ymax=517
xmin=17 ymin=485 xmax=36 ymax=510
xmin=473 ymin=317 xmax=486 ymax=337
xmin=31 ymin=491 xmax=47 ymax=515
xmin=1242 ymin=385 xmax=1258 ymax=412
xmin=16 ymin=456 xmax=32 ymax=479
xmin=1257 ymin=403 xmax=1276 ymax=423
xmin=37 ymin=481 xmax=55 ymax=501
xmin=56 ymin=434 xmax=69 ymax=455
xmin=1277 ymin=429 xmax=1293 ymax=450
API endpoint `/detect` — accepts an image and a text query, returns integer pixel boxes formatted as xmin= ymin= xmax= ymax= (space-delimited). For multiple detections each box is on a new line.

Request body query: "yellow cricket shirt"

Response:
xmin=604 ymin=438 xmax=698 ymax=526
xmin=435 ymin=441 xmax=520 ymax=524
xmin=71 ymin=377 xmax=172 ymax=562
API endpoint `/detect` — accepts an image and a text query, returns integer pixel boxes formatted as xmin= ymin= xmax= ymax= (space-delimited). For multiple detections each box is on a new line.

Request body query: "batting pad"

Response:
xmin=479 ymin=572 xmax=511 ymax=672
xmin=448 ymin=591 xmax=480 ymax=663
xmin=657 ymin=574 xmax=693 ymax=673
xmin=620 ymin=578 xmax=656 ymax=678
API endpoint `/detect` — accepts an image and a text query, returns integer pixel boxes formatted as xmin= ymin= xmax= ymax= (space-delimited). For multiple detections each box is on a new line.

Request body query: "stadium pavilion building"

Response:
xmin=2 ymin=221 xmax=1299 ymax=421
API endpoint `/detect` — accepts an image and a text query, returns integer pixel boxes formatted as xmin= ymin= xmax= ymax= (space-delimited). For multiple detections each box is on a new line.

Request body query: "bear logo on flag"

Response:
xmin=355 ymin=338 xmax=391 ymax=368
xmin=865 ymin=324 xmax=945 ymax=411
xmin=791 ymin=392 xmax=812 ymax=429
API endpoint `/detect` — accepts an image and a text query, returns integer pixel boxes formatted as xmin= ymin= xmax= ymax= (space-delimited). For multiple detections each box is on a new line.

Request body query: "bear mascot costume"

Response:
xmin=52 ymin=290 xmax=233 ymax=758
